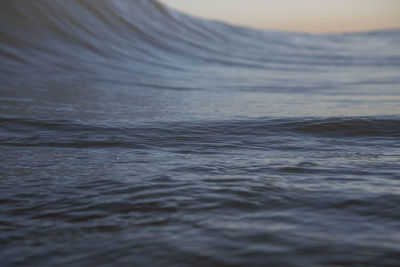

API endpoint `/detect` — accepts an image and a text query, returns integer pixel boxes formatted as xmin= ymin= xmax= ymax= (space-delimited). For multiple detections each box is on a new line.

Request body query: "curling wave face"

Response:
xmin=1 ymin=0 xmax=400 ymax=105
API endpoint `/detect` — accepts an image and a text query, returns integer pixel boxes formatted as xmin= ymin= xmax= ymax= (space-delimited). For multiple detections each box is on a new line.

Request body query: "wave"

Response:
xmin=1 ymin=0 xmax=399 ymax=92
xmin=1 ymin=116 xmax=399 ymax=149
xmin=1 ymin=3 xmax=400 ymax=265
xmin=1 ymin=0 xmax=399 ymax=123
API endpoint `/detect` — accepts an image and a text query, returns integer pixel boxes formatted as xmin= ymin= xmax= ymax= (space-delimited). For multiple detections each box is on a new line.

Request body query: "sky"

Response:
xmin=160 ymin=0 xmax=400 ymax=33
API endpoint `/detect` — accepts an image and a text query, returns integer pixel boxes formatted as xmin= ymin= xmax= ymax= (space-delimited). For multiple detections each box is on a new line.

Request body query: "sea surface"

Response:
xmin=1 ymin=0 xmax=400 ymax=266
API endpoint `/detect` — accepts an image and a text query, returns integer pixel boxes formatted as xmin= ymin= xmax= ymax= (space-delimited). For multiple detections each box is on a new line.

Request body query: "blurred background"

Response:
xmin=160 ymin=0 xmax=400 ymax=33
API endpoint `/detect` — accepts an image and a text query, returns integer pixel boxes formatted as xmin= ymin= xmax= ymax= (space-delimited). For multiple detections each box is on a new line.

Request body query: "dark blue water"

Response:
xmin=1 ymin=0 xmax=400 ymax=266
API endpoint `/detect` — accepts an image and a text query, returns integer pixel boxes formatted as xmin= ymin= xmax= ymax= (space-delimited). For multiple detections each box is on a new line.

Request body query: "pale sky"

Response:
xmin=160 ymin=0 xmax=400 ymax=33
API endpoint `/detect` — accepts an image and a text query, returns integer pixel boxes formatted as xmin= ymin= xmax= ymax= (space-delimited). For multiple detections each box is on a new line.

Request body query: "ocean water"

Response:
xmin=1 ymin=0 xmax=400 ymax=266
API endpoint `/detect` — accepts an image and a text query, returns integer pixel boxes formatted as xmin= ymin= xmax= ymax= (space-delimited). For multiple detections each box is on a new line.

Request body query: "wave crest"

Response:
xmin=0 ymin=0 xmax=399 ymax=95
xmin=1 ymin=116 xmax=399 ymax=149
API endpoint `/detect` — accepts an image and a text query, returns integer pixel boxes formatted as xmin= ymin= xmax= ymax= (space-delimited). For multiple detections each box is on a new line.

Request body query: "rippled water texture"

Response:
xmin=1 ymin=0 xmax=400 ymax=266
